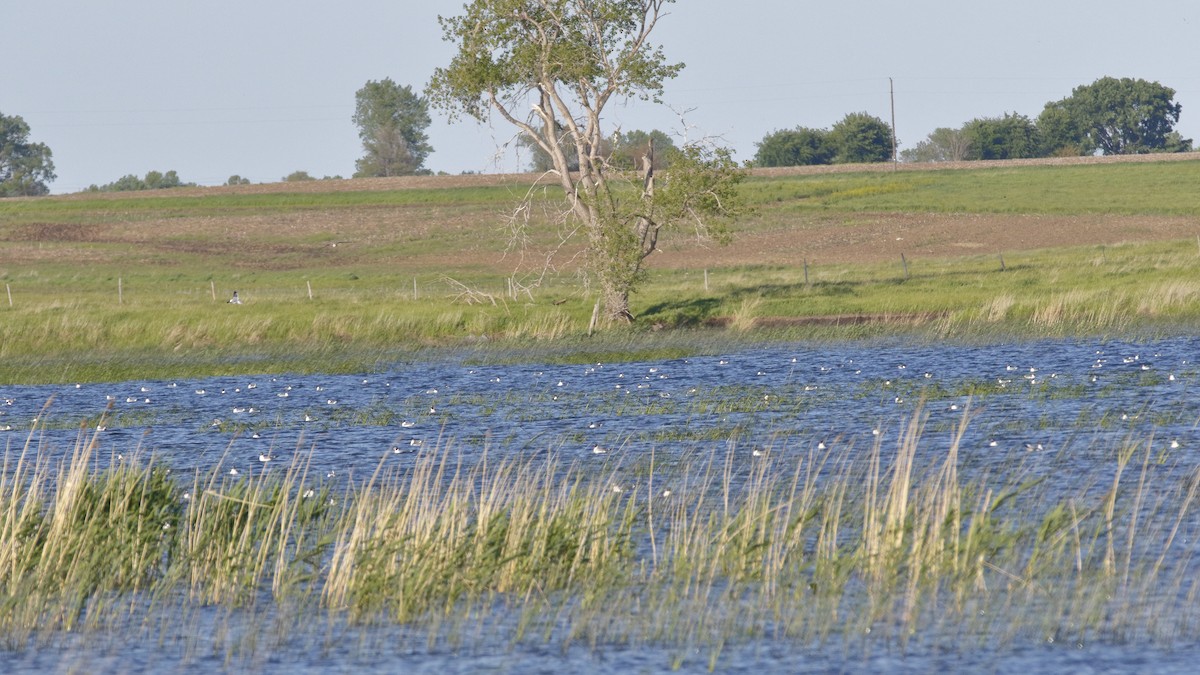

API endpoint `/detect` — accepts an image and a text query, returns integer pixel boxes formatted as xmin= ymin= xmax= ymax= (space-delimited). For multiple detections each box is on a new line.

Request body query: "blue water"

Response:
xmin=3 ymin=336 xmax=1195 ymax=480
xmin=2 ymin=335 xmax=1199 ymax=672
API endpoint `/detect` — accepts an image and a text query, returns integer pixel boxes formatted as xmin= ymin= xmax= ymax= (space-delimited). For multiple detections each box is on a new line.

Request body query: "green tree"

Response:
xmin=144 ymin=170 xmax=187 ymax=190
xmin=517 ymin=120 xmax=585 ymax=172
xmin=353 ymin=78 xmax=433 ymax=177
xmin=226 ymin=175 xmax=251 ymax=186
xmin=900 ymin=127 xmax=971 ymax=163
xmin=1162 ymin=131 xmax=1194 ymax=153
xmin=1042 ymin=77 xmax=1191 ymax=155
xmin=428 ymin=0 xmax=744 ymax=322
xmin=1036 ymin=101 xmax=1089 ymax=156
xmin=87 ymin=170 xmax=194 ymax=192
xmin=753 ymin=127 xmax=833 ymax=167
xmin=962 ymin=113 xmax=1041 ymax=160
xmin=0 ymin=112 xmax=56 ymax=196
xmin=829 ymin=112 xmax=894 ymax=164
xmin=609 ymin=129 xmax=680 ymax=171
xmin=283 ymin=170 xmax=315 ymax=182
xmin=519 ymin=127 xmax=677 ymax=173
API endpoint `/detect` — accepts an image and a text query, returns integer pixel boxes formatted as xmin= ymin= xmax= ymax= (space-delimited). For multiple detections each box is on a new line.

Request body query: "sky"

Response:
xmin=5 ymin=0 xmax=1199 ymax=193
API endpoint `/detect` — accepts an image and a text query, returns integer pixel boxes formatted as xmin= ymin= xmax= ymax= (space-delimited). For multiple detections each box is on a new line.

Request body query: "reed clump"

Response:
xmin=0 ymin=407 xmax=1197 ymax=666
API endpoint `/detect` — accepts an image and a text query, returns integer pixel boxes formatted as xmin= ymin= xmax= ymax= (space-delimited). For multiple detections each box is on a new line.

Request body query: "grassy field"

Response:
xmin=2 ymin=155 xmax=1200 ymax=383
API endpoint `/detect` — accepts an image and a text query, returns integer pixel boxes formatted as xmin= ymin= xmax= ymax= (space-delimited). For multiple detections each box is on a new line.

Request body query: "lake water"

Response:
xmin=4 ymin=336 xmax=1196 ymax=482
xmin=2 ymin=335 xmax=1199 ymax=672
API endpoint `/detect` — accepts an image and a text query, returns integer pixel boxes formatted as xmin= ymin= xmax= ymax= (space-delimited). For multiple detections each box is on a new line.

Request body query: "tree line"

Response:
xmin=3 ymin=74 xmax=1192 ymax=196
xmin=754 ymin=112 xmax=895 ymax=167
xmin=755 ymin=77 xmax=1192 ymax=168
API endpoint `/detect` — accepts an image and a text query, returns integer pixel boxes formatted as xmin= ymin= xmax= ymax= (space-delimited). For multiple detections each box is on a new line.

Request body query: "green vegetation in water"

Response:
xmin=1 ymin=407 xmax=1197 ymax=669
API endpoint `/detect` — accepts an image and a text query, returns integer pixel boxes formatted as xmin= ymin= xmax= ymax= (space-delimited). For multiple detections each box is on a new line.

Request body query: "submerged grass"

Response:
xmin=1 ymin=406 xmax=1198 ymax=668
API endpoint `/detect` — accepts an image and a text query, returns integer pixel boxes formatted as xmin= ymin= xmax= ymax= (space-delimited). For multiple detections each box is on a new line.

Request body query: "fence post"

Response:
xmin=588 ymin=299 xmax=601 ymax=336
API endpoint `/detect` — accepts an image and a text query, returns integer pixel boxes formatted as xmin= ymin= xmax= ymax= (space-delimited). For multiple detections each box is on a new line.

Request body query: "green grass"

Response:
xmin=0 ymin=184 xmax=531 ymax=224
xmin=742 ymin=160 xmax=1200 ymax=215
xmin=3 ymin=159 xmax=1200 ymax=383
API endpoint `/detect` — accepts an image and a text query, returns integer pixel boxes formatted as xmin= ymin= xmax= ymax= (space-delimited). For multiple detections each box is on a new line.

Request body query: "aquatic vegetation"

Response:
xmin=2 ymin=403 xmax=1199 ymax=670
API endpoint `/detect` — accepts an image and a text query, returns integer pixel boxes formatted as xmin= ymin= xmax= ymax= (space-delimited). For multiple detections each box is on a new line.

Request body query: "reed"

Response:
xmin=1 ymin=406 xmax=1199 ymax=667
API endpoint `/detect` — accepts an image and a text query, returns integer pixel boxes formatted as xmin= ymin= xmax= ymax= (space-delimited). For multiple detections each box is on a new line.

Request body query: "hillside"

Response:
xmin=5 ymin=152 xmax=1200 ymax=272
xmin=2 ymin=153 xmax=1200 ymax=383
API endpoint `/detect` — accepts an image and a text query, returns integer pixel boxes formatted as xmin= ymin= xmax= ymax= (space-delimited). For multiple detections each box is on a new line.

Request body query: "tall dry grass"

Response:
xmin=0 ymin=406 xmax=1198 ymax=663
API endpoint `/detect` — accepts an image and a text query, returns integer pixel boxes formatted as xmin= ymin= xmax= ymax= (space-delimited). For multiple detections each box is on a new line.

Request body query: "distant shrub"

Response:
xmin=283 ymin=170 xmax=315 ymax=182
xmin=88 ymin=170 xmax=195 ymax=192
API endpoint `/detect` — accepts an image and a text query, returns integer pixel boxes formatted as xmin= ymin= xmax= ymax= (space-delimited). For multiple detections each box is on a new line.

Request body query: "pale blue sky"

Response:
xmin=6 ymin=0 xmax=1198 ymax=192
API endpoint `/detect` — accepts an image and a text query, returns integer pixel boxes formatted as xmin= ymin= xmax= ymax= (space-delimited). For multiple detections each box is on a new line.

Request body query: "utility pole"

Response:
xmin=889 ymin=77 xmax=898 ymax=169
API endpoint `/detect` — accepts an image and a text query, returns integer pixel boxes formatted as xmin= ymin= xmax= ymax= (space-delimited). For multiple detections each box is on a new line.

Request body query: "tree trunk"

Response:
xmin=601 ymin=282 xmax=634 ymax=323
